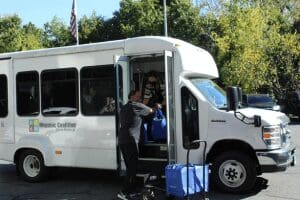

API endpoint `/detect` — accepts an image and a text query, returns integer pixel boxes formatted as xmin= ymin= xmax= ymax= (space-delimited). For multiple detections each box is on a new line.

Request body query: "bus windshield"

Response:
xmin=191 ymin=79 xmax=227 ymax=109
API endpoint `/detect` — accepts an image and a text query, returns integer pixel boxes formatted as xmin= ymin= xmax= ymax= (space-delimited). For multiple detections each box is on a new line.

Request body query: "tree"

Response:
xmin=212 ymin=4 xmax=269 ymax=92
xmin=209 ymin=0 xmax=299 ymax=96
xmin=262 ymin=0 xmax=300 ymax=99
xmin=116 ymin=0 xmax=164 ymax=37
xmin=43 ymin=16 xmax=73 ymax=48
xmin=22 ymin=22 xmax=44 ymax=50
xmin=168 ymin=0 xmax=203 ymax=45
xmin=114 ymin=0 xmax=207 ymax=46
xmin=78 ymin=12 xmax=105 ymax=44
xmin=0 ymin=15 xmax=24 ymax=53
xmin=0 ymin=15 xmax=44 ymax=53
xmin=102 ymin=14 xmax=124 ymax=41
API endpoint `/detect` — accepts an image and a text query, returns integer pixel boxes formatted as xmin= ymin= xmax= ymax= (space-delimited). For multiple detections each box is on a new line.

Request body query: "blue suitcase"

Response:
xmin=194 ymin=165 xmax=209 ymax=193
xmin=165 ymin=164 xmax=209 ymax=197
xmin=166 ymin=140 xmax=209 ymax=198
xmin=165 ymin=164 xmax=197 ymax=197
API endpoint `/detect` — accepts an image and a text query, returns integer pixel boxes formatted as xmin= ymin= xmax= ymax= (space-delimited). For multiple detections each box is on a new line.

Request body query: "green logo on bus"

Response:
xmin=29 ymin=119 xmax=39 ymax=132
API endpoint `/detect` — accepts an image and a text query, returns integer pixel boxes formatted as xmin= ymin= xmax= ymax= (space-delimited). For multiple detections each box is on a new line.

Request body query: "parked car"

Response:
xmin=242 ymin=94 xmax=281 ymax=111
xmin=280 ymin=90 xmax=300 ymax=119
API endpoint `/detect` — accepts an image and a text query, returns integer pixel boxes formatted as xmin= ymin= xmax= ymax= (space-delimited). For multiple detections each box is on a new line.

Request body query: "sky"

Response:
xmin=0 ymin=0 xmax=121 ymax=28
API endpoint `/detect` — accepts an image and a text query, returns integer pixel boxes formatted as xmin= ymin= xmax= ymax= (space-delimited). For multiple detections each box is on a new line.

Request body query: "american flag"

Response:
xmin=70 ymin=0 xmax=78 ymax=44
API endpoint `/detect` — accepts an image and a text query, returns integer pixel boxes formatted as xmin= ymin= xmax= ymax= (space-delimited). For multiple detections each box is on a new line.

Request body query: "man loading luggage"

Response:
xmin=117 ymin=89 xmax=154 ymax=200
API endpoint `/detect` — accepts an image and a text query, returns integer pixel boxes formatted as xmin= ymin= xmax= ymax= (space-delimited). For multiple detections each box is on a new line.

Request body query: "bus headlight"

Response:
xmin=262 ymin=125 xmax=282 ymax=149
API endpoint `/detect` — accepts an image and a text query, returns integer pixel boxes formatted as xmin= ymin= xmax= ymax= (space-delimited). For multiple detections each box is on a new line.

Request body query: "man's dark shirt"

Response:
xmin=118 ymin=101 xmax=151 ymax=144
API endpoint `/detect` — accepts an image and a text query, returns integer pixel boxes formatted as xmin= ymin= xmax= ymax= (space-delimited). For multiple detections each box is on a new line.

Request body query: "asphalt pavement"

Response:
xmin=0 ymin=122 xmax=299 ymax=200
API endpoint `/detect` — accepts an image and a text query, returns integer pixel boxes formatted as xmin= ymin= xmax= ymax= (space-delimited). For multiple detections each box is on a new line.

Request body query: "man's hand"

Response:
xmin=155 ymin=103 xmax=162 ymax=109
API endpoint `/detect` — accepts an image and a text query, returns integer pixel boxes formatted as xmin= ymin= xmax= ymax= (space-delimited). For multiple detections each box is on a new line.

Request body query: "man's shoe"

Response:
xmin=117 ymin=191 xmax=129 ymax=200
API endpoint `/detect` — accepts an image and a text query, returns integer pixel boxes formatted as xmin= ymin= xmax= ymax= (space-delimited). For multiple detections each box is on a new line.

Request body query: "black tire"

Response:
xmin=211 ymin=151 xmax=257 ymax=193
xmin=17 ymin=149 xmax=49 ymax=182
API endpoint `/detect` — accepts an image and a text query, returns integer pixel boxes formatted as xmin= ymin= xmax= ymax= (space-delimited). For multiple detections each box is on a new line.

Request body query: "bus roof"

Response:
xmin=0 ymin=36 xmax=181 ymax=59
xmin=0 ymin=36 xmax=218 ymax=78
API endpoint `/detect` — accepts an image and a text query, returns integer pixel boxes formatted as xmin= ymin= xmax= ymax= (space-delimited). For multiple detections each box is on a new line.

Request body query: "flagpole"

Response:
xmin=71 ymin=0 xmax=79 ymax=45
xmin=163 ymin=0 xmax=168 ymax=37
xmin=74 ymin=0 xmax=79 ymax=45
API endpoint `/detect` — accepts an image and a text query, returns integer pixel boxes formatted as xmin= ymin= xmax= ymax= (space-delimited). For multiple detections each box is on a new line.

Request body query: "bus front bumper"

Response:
xmin=256 ymin=144 xmax=296 ymax=172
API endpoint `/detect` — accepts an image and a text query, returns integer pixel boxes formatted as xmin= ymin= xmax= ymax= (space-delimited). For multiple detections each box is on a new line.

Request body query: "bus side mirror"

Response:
xmin=227 ymin=87 xmax=242 ymax=111
xmin=254 ymin=115 xmax=261 ymax=127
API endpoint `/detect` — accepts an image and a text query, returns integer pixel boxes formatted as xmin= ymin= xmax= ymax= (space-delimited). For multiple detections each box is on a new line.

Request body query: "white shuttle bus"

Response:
xmin=0 ymin=36 xmax=296 ymax=193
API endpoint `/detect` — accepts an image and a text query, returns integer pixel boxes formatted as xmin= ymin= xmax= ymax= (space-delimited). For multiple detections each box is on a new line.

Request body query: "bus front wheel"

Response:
xmin=211 ymin=151 xmax=257 ymax=193
xmin=17 ymin=149 xmax=49 ymax=182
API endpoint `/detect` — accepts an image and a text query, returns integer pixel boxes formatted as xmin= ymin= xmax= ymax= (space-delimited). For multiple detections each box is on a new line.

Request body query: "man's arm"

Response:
xmin=132 ymin=102 xmax=154 ymax=116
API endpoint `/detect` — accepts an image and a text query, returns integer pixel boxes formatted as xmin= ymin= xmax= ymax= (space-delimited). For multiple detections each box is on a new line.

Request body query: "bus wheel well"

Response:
xmin=14 ymin=148 xmax=43 ymax=166
xmin=206 ymin=140 xmax=260 ymax=174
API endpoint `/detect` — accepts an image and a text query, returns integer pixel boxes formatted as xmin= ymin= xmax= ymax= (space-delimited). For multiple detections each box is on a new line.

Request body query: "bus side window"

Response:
xmin=0 ymin=75 xmax=8 ymax=118
xmin=80 ymin=65 xmax=117 ymax=116
xmin=181 ymin=87 xmax=200 ymax=149
xmin=16 ymin=71 xmax=39 ymax=116
xmin=41 ymin=68 xmax=78 ymax=116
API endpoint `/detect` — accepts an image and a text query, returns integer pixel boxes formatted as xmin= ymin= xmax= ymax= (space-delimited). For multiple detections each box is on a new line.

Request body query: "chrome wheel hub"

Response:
xmin=219 ymin=159 xmax=246 ymax=188
xmin=23 ymin=155 xmax=40 ymax=177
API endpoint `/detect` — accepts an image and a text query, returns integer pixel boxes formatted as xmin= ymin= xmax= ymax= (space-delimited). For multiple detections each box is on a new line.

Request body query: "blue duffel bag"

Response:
xmin=151 ymin=109 xmax=167 ymax=140
xmin=165 ymin=164 xmax=196 ymax=197
xmin=166 ymin=164 xmax=209 ymax=198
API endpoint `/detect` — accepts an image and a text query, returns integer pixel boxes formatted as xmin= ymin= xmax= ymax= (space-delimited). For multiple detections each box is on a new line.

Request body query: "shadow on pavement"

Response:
xmin=0 ymin=163 xmax=273 ymax=200
xmin=49 ymin=167 xmax=122 ymax=183
xmin=207 ymin=177 xmax=269 ymax=200
xmin=51 ymin=168 xmax=270 ymax=200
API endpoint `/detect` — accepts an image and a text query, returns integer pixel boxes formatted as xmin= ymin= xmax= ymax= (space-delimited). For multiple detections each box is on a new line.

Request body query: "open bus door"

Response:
xmin=131 ymin=51 xmax=176 ymax=175
xmin=114 ymin=51 xmax=176 ymax=175
xmin=114 ymin=55 xmax=130 ymax=174
xmin=164 ymin=51 xmax=176 ymax=165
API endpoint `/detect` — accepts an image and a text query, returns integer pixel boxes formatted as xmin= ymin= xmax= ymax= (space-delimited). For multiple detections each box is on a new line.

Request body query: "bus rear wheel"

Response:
xmin=17 ymin=149 xmax=49 ymax=182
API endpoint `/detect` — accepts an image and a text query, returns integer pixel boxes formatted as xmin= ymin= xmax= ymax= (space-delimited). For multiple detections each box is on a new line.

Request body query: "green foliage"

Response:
xmin=117 ymin=0 xmax=164 ymax=37
xmin=0 ymin=0 xmax=298 ymax=99
xmin=79 ymin=12 xmax=105 ymax=43
xmin=102 ymin=14 xmax=124 ymax=41
xmin=210 ymin=0 xmax=299 ymax=97
xmin=213 ymin=5 xmax=269 ymax=92
xmin=0 ymin=15 xmax=44 ymax=53
xmin=22 ymin=22 xmax=44 ymax=50
xmin=0 ymin=15 xmax=24 ymax=53
xmin=168 ymin=0 xmax=203 ymax=44
xmin=259 ymin=0 xmax=300 ymax=99
xmin=43 ymin=16 xmax=73 ymax=47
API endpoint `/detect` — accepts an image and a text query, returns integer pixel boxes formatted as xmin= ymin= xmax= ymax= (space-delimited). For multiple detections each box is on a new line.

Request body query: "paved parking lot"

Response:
xmin=0 ymin=123 xmax=299 ymax=200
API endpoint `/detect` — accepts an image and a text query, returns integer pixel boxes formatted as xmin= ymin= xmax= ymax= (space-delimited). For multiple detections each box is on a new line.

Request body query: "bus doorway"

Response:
xmin=128 ymin=52 xmax=175 ymax=175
